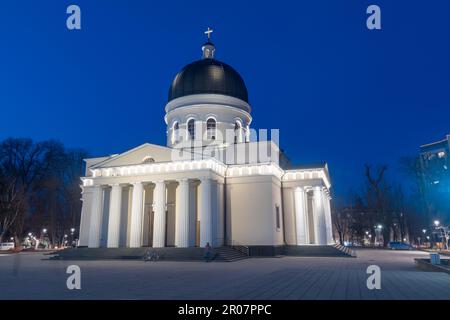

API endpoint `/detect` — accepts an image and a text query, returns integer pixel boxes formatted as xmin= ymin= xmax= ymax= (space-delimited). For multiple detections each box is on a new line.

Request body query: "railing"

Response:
xmin=227 ymin=239 xmax=250 ymax=256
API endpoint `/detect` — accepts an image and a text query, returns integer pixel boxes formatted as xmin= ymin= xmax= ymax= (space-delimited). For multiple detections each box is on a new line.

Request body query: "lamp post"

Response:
xmin=70 ymin=228 xmax=76 ymax=247
xmin=421 ymin=229 xmax=427 ymax=248
xmin=374 ymin=225 xmax=383 ymax=247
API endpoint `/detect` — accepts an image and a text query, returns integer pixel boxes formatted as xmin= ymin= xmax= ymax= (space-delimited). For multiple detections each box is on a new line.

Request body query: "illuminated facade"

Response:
xmin=420 ymin=135 xmax=450 ymax=219
xmin=78 ymin=35 xmax=333 ymax=252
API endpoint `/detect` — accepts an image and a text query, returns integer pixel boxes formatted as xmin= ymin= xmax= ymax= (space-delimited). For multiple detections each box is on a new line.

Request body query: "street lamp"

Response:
xmin=374 ymin=225 xmax=383 ymax=246
xmin=434 ymin=220 xmax=440 ymax=227
xmin=422 ymin=229 xmax=427 ymax=234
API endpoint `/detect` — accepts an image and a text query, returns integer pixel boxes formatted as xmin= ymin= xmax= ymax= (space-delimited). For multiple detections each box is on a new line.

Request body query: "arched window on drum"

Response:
xmin=171 ymin=122 xmax=179 ymax=144
xmin=187 ymin=119 xmax=195 ymax=140
xmin=206 ymin=118 xmax=216 ymax=140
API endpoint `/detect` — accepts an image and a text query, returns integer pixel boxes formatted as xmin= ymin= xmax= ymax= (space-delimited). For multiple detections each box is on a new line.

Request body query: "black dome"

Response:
xmin=168 ymin=59 xmax=249 ymax=103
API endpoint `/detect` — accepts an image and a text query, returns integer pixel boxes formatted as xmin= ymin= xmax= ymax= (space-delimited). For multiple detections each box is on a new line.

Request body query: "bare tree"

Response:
xmin=0 ymin=138 xmax=86 ymax=248
xmin=364 ymin=164 xmax=391 ymax=246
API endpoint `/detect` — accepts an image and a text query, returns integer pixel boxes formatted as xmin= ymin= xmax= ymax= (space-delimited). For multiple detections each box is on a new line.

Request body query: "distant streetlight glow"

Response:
xmin=434 ymin=220 xmax=440 ymax=227
xmin=43 ymin=228 xmax=47 ymax=233
xmin=422 ymin=229 xmax=427 ymax=234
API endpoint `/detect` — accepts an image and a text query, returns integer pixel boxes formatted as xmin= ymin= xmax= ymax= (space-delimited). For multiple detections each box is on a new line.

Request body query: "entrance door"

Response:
xmin=149 ymin=210 xmax=154 ymax=247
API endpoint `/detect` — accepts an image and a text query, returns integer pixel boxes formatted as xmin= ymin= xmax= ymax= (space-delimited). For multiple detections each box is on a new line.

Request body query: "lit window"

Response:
xmin=172 ymin=122 xmax=179 ymax=144
xmin=142 ymin=156 xmax=155 ymax=164
xmin=206 ymin=118 xmax=216 ymax=140
xmin=187 ymin=119 xmax=195 ymax=140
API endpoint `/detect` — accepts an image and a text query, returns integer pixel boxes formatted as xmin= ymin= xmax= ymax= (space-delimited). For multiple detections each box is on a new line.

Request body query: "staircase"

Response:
xmin=333 ymin=244 xmax=357 ymax=257
xmin=51 ymin=247 xmax=206 ymax=261
xmin=215 ymin=246 xmax=249 ymax=262
xmin=284 ymin=244 xmax=355 ymax=257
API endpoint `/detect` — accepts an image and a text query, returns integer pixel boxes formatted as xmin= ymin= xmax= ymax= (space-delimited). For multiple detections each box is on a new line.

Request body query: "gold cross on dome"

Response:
xmin=204 ymin=27 xmax=213 ymax=40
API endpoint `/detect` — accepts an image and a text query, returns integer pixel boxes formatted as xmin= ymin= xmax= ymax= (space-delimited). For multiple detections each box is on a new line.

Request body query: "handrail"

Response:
xmin=227 ymin=239 xmax=249 ymax=256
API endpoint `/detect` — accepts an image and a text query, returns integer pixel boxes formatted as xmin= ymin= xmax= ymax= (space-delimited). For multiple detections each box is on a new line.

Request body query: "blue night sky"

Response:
xmin=0 ymin=0 xmax=449 ymax=197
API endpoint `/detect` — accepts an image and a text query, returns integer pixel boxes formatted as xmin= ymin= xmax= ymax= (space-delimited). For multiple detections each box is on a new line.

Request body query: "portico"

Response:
xmin=80 ymin=162 xmax=225 ymax=249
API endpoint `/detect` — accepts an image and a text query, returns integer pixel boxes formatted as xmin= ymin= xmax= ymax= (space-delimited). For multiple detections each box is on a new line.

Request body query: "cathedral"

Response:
xmin=78 ymin=30 xmax=333 ymax=255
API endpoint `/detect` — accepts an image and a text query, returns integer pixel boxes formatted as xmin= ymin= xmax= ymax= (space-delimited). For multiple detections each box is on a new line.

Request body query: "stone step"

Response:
xmin=215 ymin=247 xmax=249 ymax=262
xmin=51 ymin=247 xmax=207 ymax=261
xmin=284 ymin=245 xmax=354 ymax=257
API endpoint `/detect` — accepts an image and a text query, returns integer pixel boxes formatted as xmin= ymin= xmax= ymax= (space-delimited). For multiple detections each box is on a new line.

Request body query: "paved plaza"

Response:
xmin=0 ymin=249 xmax=449 ymax=300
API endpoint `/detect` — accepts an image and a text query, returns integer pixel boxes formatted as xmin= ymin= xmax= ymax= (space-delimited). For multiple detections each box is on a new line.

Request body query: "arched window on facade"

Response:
xmin=206 ymin=118 xmax=216 ymax=140
xmin=187 ymin=119 xmax=195 ymax=140
xmin=172 ymin=122 xmax=179 ymax=144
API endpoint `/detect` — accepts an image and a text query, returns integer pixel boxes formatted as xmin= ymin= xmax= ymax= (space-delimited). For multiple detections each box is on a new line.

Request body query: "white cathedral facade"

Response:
xmin=78 ymin=33 xmax=334 ymax=254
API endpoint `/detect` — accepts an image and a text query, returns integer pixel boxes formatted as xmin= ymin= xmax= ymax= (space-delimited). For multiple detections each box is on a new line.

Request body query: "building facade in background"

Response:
xmin=420 ymin=135 xmax=450 ymax=221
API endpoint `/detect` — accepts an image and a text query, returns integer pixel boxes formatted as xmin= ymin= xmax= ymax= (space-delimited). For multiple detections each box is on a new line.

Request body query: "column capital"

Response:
xmin=110 ymin=183 xmax=122 ymax=188
xmin=177 ymin=178 xmax=189 ymax=185
xmin=132 ymin=181 xmax=143 ymax=187
xmin=313 ymin=186 xmax=324 ymax=195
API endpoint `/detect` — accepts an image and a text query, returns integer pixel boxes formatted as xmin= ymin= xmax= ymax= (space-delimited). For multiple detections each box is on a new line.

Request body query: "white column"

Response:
xmin=323 ymin=190 xmax=333 ymax=244
xmin=129 ymin=182 xmax=144 ymax=248
xmin=107 ymin=184 xmax=122 ymax=248
xmin=79 ymin=187 xmax=92 ymax=247
xmin=153 ymin=181 xmax=166 ymax=248
xmin=175 ymin=179 xmax=190 ymax=248
xmin=88 ymin=186 xmax=103 ymax=248
xmin=199 ymin=177 xmax=212 ymax=247
xmin=294 ymin=187 xmax=309 ymax=245
xmin=216 ymin=182 xmax=224 ymax=247
xmin=313 ymin=187 xmax=327 ymax=245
